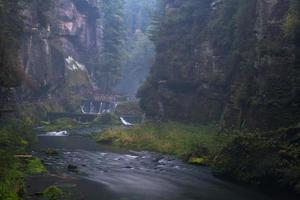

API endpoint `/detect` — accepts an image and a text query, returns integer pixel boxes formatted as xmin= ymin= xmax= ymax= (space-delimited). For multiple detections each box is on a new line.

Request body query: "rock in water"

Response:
xmin=67 ymin=164 xmax=79 ymax=173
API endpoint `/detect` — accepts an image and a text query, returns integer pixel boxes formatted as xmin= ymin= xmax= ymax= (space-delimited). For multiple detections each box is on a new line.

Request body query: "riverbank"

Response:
xmin=93 ymin=121 xmax=234 ymax=165
xmin=93 ymin=121 xmax=300 ymax=196
xmin=0 ymin=120 xmax=46 ymax=200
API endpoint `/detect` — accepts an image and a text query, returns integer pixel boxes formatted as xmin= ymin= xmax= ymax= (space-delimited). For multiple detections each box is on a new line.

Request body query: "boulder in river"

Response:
xmin=43 ymin=148 xmax=59 ymax=156
xmin=67 ymin=164 xmax=79 ymax=173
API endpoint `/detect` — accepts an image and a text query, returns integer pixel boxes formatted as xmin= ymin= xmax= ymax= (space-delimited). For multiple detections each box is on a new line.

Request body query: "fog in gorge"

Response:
xmin=113 ymin=0 xmax=157 ymax=95
xmin=0 ymin=0 xmax=300 ymax=199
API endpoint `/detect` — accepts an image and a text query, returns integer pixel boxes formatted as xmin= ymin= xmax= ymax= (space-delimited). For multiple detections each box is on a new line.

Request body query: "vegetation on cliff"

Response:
xmin=138 ymin=0 xmax=300 ymax=131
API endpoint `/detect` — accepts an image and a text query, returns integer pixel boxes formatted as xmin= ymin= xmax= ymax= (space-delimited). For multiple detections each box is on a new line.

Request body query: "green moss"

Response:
xmin=26 ymin=157 xmax=47 ymax=174
xmin=43 ymin=185 xmax=63 ymax=200
xmin=188 ymin=157 xmax=206 ymax=165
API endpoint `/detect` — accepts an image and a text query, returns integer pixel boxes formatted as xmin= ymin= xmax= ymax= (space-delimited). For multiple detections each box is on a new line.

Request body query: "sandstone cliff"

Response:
xmin=19 ymin=0 xmax=101 ymax=101
xmin=139 ymin=0 xmax=300 ymax=131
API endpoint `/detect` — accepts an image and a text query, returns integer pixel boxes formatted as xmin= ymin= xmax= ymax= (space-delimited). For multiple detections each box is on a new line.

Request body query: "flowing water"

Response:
xmin=26 ymin=129 xmax=297 ymax=200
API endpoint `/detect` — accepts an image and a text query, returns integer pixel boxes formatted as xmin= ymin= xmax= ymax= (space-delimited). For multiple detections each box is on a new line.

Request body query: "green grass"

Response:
xmin=93 ymin=121 xmax=234 ymax=164
xmin=26 ymin=157 xmax=47 ymax=174
xmin=41 ymin=118 xmax=78 ymax=132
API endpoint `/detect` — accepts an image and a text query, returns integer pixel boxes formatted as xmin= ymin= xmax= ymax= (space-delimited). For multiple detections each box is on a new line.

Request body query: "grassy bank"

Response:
xmin=93 ymin=121 xmax=300 ymax=195
xmin=93 ymin=121 xmax=234 ymax=165
xmin=0 ymin=120 xmax=46 ymax=200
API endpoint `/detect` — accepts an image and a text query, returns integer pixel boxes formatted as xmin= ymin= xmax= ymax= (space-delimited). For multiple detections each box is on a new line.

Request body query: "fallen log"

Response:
xmin=14 ymin=155 xmax=33 ymax=158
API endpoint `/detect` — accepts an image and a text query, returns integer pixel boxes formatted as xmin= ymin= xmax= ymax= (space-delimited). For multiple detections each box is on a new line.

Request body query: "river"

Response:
xmin=25 ymin=129 xmax=297 ymax=200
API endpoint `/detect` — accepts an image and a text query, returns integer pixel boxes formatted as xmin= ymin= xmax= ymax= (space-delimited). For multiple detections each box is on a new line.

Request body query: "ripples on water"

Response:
xmin=31 ymin=135 xmax=296 ymax=200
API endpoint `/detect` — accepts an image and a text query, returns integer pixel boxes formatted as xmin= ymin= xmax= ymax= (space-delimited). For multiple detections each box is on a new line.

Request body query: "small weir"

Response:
xmin=80 ymin=100 xmax=117 ymax=115
xmin=47 ymin=100 xmax=142 ymax=125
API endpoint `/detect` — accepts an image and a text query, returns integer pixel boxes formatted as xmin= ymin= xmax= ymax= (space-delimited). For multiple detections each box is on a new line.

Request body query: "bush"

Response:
xmin=93 ymin=113 xmax=120 ymax=125
xmin=213 ymin=127 xmax=300 ymax=193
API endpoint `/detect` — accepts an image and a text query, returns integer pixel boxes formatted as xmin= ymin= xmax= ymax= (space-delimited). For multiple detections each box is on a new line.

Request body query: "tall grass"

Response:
xmin=93 ymin=121 xmax=234 ymax=164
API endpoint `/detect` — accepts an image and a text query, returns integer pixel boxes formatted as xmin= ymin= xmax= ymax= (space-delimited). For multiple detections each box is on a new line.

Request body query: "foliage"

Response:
xmin=26 ymin=157 xmax=47 ymax=174
xmin=93 ymin=113 xmax=120 ymax=125
xmin=41 ymin=117 xmax=78 ymax=132
xmin=93 ymin=121 xmax=234 ymax=164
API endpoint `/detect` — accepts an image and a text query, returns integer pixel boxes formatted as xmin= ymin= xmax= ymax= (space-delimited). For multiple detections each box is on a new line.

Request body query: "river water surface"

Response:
xmin=26 ymin=131 xmax=297 ymax=200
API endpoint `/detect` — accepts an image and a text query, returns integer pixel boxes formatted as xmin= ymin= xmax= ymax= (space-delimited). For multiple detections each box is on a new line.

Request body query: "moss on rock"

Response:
xmin=43 ymin=185 xmax=63 ymax=200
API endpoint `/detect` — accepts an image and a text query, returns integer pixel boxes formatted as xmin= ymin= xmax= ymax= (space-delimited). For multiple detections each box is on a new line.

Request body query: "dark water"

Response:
xmin=27 ymin=135 xmax=297 ymax=200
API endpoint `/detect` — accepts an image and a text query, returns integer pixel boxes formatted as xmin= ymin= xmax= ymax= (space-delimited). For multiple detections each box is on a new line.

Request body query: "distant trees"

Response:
xmin=113 ymin=0 xmax=157 ymax=95
xmin=94 ymin=0 xmax=124 ymax=93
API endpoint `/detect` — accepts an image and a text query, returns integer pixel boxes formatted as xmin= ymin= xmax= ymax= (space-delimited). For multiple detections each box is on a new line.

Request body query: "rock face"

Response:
xmin=139 ymin=0 xmax=300 ymax=131
xmin=18 ymin=0 xmax=101 ymax=100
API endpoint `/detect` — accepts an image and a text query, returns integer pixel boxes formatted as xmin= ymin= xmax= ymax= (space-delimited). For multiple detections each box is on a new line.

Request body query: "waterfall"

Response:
xmin=98 ymin=102 xmax=103 ymax=114
xmin=81 ymin=105 xmax=87 ymax=114
xmin=43 ymin=39 xmax=50 ymax=55
xmin=120 ymin=117 xmax=133 ymax=126
xmin=80 ymin=101 xmax=117 ymax=115
xmin=90 ymin=101 xmax=95 ymax=113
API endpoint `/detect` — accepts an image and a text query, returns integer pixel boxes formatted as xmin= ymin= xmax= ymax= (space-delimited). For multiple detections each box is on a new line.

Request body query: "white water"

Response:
xmin=42 ymin=130 xmax=69 ymax=137
xmin=65 ymin=56 xmax=87 ymax=71
xmin=120 ymin=117 xmax=133 ymax=126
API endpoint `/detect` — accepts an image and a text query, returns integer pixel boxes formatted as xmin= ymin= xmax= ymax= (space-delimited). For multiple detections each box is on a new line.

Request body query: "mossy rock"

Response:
xmin=26 ymin=158 xmax=47 ymax=174
xmin=43 ymin=185 xmax=63 ymax=200
xmin=67 ymin=164 xmax=79 ymax=173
